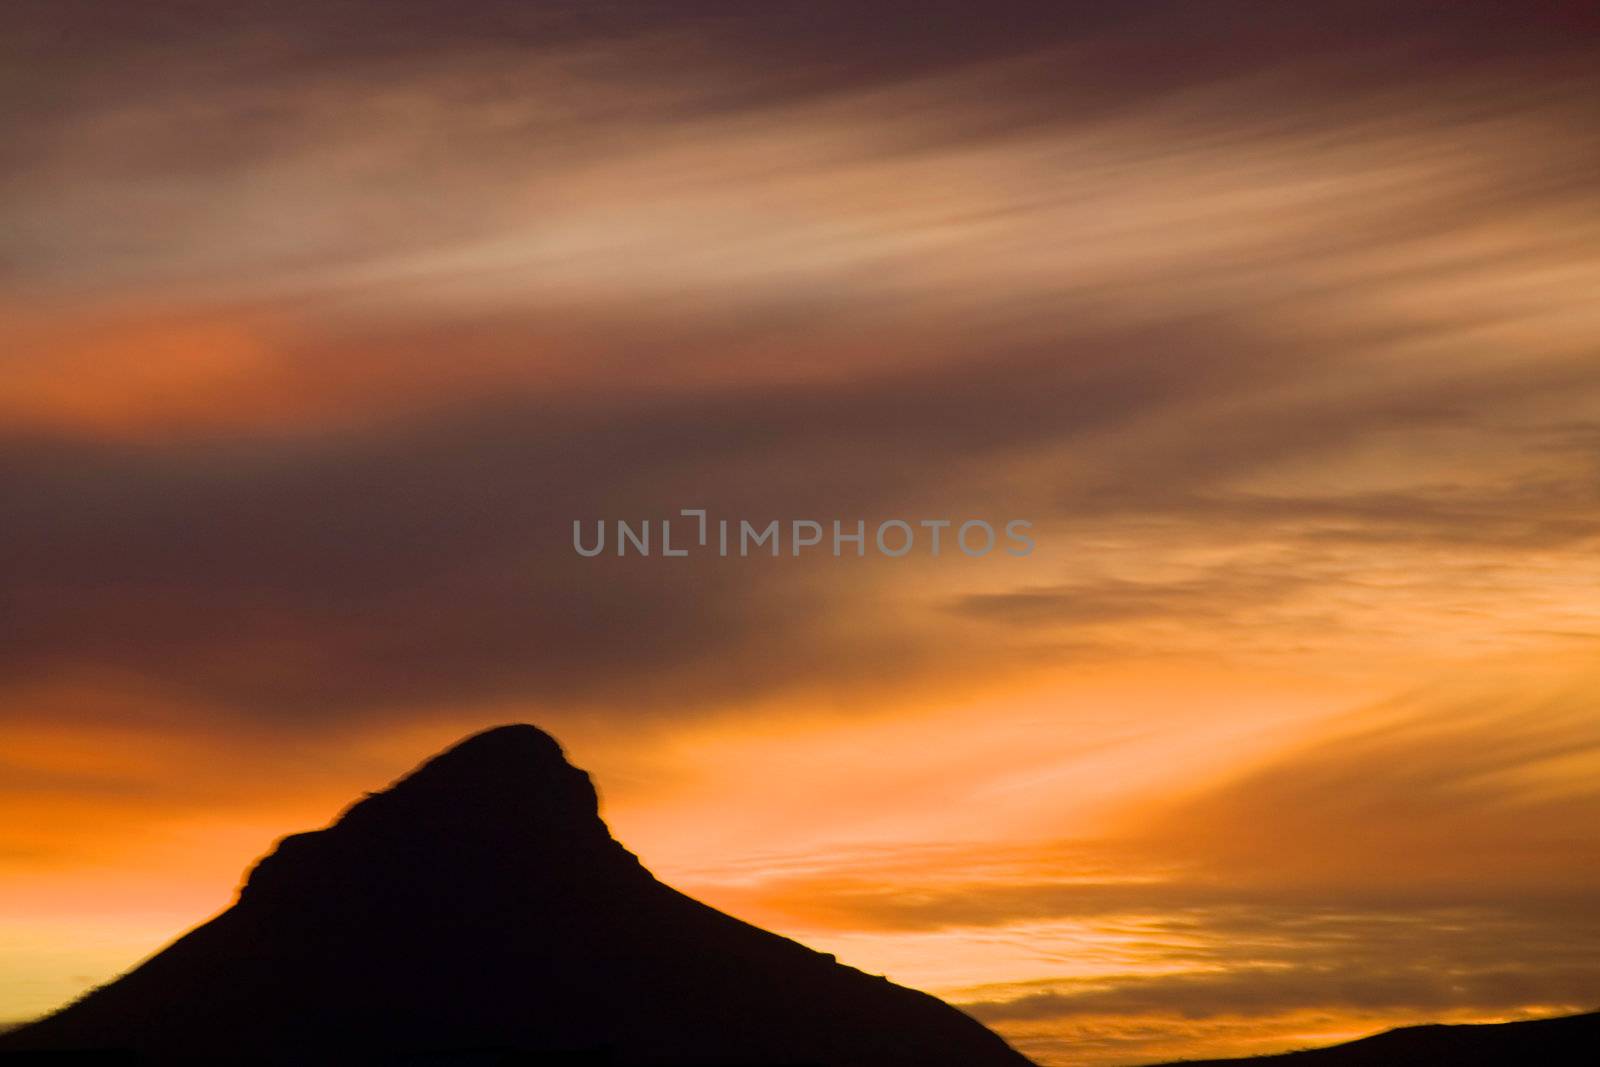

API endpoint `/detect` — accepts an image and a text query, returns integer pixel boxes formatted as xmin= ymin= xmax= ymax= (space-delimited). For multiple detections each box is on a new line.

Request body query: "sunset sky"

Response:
xmin=4 ymin=2 xmax=1600 ymax=1063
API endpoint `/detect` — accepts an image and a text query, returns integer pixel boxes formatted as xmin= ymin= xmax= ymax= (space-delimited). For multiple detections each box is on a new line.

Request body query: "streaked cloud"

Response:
xmin=3 ymin=2 xmax=1599 ymax=1061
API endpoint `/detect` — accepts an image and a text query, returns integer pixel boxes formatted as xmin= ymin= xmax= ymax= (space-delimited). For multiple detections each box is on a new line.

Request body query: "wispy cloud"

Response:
xmin=4 ymin=2 xmax=1600 ymax=1058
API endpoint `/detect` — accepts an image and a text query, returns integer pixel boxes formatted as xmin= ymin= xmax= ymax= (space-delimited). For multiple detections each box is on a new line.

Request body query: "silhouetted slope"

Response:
xmin=0 ymin=725 xmax=1033 ymax=1067
xmin=1148 ymin=1010 xmax=1600 ymax=1066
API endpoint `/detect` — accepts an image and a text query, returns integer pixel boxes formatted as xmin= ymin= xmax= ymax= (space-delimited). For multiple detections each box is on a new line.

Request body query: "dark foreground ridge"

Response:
xmin=0 ymin=725 xmax=1033 ymax=1067
xmin=1146 ymin=1009 xmax=1600 ymax=1066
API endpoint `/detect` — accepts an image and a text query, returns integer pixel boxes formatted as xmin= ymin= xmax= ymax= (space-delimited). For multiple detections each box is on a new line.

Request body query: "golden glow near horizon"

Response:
xmin=4 ymin=6 xmax=1600 ymax=1063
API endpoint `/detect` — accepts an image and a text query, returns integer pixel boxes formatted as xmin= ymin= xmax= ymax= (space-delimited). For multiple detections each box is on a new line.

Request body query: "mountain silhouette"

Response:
xmin=1145 ymin=1010 xmax=1600 ymax=1066
xmin=0 ymin=725 xmax=1034 ymax=1066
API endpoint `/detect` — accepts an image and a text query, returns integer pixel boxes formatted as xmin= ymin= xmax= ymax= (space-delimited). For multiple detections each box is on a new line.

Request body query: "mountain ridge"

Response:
xmin=1145 ymin=1009 xmax=1600 ymax=1066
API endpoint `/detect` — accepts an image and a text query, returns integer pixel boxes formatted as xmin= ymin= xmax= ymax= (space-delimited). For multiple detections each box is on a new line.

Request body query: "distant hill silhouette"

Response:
xmin=0 ymin=725 xmax=1033 ymax=1066
xmin=1147 ymin=1010 xmax=1600 ymax=1066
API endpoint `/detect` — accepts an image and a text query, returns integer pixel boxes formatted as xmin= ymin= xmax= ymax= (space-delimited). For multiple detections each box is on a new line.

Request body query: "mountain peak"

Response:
xmin=238 ymin=722 xmax=630 ymax=907
xmin=419 ymin=722 xmax=569 ymax=771
xmin=364 ymin=721 xmax=598 ymax=818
